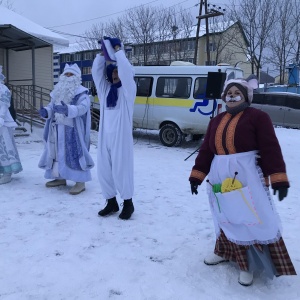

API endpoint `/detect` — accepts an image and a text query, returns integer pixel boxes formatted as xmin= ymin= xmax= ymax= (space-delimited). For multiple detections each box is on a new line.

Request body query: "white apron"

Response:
xmin=207 ymin=151 xmax=282 ymax=245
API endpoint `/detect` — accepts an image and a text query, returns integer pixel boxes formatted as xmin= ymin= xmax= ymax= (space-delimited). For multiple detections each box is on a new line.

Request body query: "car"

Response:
xmin=252 ymin=92 xmax=300 ymax=128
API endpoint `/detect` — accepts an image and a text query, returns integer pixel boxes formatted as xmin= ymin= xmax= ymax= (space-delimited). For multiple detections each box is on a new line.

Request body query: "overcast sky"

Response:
xmin=10 ymin=0 xmax=229 ymax=43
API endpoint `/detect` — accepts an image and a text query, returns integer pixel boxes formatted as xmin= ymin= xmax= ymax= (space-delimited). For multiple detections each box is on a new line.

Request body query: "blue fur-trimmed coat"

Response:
xmin=38 ymin=86 xmax=94 ymax=182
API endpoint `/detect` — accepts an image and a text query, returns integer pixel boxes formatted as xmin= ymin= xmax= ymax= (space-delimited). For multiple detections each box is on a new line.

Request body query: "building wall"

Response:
xmin=53 ymin=54 xmax=60 ymax=84
xmin=57 ymin=50 xmax=99 ymax=90
xmin=8 ymin=46 xmax=54 ymax=90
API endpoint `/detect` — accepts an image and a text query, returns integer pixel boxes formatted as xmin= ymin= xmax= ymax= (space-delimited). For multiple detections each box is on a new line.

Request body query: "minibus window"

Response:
xmin=194 ymin=77 xmax=208 ymax=99
xmin=135 ymin=77 xmax=153 ymax=97
xmin=156 ymin=77 xmax=191 ymax=98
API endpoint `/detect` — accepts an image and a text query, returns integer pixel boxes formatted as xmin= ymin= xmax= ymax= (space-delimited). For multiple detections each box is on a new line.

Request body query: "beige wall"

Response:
xmin=7 ymin=46 xmax=53 ymax=90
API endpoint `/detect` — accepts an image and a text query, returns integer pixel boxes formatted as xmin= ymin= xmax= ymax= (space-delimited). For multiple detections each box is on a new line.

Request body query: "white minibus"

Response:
xmin=90 ymin=64 xmax=244 ymax=146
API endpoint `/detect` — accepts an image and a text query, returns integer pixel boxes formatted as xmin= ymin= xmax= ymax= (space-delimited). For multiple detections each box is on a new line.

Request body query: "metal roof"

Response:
xmin=0 ymin=24 xmax=51 ymax=51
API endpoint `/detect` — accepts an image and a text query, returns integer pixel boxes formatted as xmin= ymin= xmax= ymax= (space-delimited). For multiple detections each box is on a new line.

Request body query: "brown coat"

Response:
xmin=189 ymin=107 xmax=289 ymax=189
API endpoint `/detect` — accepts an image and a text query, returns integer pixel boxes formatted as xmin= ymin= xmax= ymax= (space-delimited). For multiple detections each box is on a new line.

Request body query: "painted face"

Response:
xmin=225 ymin=85 xmax=246 ymax=108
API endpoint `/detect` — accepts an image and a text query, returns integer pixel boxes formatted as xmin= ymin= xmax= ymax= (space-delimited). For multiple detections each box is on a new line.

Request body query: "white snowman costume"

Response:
xmin=92 ymin=50 xmax=136 ymax=200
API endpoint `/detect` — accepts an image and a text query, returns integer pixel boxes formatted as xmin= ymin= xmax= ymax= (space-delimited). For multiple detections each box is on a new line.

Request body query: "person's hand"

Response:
xmin=0 ymin=117 xmax=4 ymax=127
xmin=39 ymin=107 xmax=48 ymax=118
xmin=53 ymin=101 xmax=68 ymax=116
xmin=104 ymin=36 xmax=121 ymax=49
xmin=273 ymin=187 xmax=288 ymax=201
xmin=190 ymin=181 xmax=199 ymax=195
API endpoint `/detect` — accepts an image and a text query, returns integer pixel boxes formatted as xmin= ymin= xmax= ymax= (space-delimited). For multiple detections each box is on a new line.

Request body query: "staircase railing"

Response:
xmin=8 ymin=84 xmax=100 ymax=132
xmin=9 ymin=84 xmax=51 ymax=132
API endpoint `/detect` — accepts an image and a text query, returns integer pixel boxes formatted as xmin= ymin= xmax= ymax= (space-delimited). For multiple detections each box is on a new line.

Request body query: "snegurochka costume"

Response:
xmin=0 ymin=66 xmax=23 ymax=184
xmin=189 ymin=78 xmax=296 ymax=279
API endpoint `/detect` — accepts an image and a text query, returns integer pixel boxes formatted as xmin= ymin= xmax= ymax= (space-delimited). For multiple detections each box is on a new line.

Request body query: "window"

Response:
xmin=193 ymin=77 xmax=208 ymax=99
xmin=83 ymin=81 xmax=92 ymax=89
xmin=74 ymin=53 xmax=81 ymax=61
xmin=205 ymin=61 xmax=216 ymax=66
xmin=61 ymin=54 xmax=71 ymax=62
xmin=135 ymin=77 xmax=153 ymax=97
xmin=205 ymin=42 xmax=217 ymax=52
xmin=285 ymin=95 xmax=300 ymax=109
xmin=156 ymin=77 xmax=192 ymax=98
xmin=83 ymin=52 xmax=93 ymax=60
xmin=82 ymin=67 xmax=91 ymax=75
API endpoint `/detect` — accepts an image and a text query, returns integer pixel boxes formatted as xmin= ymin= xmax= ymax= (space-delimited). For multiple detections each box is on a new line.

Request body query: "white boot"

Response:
xmin=204 ymin=253 xmax=228 ymax=265
xmin=45 ymin=179 xmax=66 ymax=187
xmin=0 ymin=173 xmax=12 ymax=184
xmin=238 ymin=270 xmax=253 ymax=286
xmin=69 ymin=182 xmax=85 ymax=195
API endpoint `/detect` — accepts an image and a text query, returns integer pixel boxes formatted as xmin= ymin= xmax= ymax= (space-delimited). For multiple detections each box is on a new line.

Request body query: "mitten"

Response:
xmin=273 ymin=186 xmax=288 ymax=201
xmin=39 ymin=107 xmax=48 ymax=118
xmin=190 ymin=181 xmax=199 ymax=195
xmin=101 ymin=40 xmax=113 ymax=61
xmin=54 ymin=101 xmax=68 ymax=116
xmin=104 ymin=36 xmax=121 ymax=49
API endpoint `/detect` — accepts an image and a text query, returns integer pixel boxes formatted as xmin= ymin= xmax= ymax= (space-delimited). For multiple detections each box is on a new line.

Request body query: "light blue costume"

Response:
xmin=38 ymin=85 xmax=94 ymax=182
xmin=0 ymin=66 xmax=23 ymax=184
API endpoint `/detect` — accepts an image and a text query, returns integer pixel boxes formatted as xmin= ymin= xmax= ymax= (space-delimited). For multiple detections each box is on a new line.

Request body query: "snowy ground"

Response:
xmin=0 ymin=124 xmax=299 ymax=300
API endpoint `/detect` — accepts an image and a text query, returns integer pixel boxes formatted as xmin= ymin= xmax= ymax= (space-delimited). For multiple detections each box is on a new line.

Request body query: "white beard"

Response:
xmin=52 ymin=75 xmax=81 ymax=123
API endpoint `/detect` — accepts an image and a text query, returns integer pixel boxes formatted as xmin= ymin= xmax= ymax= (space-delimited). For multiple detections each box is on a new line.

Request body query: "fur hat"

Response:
xmin=0 ymin=65 xmax=5 ymax=83
xmin=221 ymin=75 xmax=258 ymax=104
xmin=62 ymin=63 xmax=81 ymax=77
xmin=106 ymin=64 xmax=117 ymax=83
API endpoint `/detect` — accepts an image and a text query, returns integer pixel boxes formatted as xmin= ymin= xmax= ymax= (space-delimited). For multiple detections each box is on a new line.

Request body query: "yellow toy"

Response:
xmin=221 ymin=172 xmax=242 ymax=193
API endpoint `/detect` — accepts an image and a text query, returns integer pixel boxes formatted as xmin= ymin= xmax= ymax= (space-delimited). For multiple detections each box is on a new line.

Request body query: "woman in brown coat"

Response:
xmin=189 ymin=76 xmax=296 ymax=286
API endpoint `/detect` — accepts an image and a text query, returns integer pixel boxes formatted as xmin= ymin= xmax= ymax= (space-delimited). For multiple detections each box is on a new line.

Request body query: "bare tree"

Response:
xmin=0 ymin=0 xmax=14 ymax=10
xmin=77 ymin=23 xmax=105 ymax=51
xmin=229 ymin=0 xmax=276 ymax=77
xmin=266 ymin=0 xmax=300 ymax=84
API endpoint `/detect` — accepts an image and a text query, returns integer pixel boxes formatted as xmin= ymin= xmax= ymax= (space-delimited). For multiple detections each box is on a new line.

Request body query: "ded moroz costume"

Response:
xmin=38 ymin=63 xmax=94 ymax=195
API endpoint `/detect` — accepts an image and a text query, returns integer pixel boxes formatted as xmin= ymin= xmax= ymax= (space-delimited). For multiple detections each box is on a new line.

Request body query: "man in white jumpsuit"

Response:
xmin=92 ymin=37 xmax=136 ymax=220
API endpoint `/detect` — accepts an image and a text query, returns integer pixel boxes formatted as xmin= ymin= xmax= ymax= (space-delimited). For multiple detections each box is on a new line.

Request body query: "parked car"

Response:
xmin=252 ymin=92 xmax=300 ymax=128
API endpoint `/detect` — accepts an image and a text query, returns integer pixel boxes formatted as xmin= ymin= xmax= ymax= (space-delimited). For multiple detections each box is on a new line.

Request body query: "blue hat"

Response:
xmin=106 ymin=64 xmax=117 ymax=83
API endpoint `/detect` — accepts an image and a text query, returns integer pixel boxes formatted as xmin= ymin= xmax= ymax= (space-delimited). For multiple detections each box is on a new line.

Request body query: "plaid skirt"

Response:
xmin=214 ymin=230 xmax=297 ymax=276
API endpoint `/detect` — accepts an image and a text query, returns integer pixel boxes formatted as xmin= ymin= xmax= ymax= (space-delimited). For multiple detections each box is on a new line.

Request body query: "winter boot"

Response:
xmin=238 ymin=270 xmax=253 ymax=286
xmin=98 ymin=197 xmax=119 ymax=216
xmin=204 ymin=253 xmax=228 ymax=265
xmin=69 ymin=182 xmax=85 ymax=195
xmin=45 ymin=179 xmax=66 ymax=187
xmin=0 ymin=173 xmax=12 ymax=184
xmin=119 ymin=199 xmax=134 ymax=220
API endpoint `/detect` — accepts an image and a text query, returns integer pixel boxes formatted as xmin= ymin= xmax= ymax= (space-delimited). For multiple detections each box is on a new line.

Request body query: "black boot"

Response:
xmin=119 ymin=199 xmax=134 ymax=220
xmin=98 ymin=197 xmax=119 ymax=216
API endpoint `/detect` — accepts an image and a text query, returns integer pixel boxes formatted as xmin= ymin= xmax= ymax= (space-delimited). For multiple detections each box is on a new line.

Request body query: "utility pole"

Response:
xmin=194 ymin=1 xmax=224 ymax=65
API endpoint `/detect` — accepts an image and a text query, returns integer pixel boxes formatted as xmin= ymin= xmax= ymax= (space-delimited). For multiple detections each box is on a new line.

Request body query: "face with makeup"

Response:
xmin=225 ymin=85 xmax=246 ymax=108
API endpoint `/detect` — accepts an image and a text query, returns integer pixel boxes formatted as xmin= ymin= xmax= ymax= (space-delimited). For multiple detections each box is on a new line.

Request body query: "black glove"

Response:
xmin=190 ymin=181 xmax=199 ymax=195
xmin=273 ymin=187 xmax=288 ymax=201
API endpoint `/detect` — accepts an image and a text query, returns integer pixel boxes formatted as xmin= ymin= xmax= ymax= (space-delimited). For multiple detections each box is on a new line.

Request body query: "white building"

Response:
xmin=0 ymin=6 xmax=68 ymax=91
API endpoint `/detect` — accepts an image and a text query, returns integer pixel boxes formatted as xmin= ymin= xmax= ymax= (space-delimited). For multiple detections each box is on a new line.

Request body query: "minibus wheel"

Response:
xmin=159 ymin=124 xmax=183 ymax=147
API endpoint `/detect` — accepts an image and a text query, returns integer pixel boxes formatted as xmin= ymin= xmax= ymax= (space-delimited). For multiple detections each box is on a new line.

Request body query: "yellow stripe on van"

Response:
xmin=135 ymin=96 xmax=194 ymax=108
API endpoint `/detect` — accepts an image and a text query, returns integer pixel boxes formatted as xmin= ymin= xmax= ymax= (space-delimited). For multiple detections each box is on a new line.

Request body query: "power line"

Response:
xmin=48 ymin=0 xmax=159 ymax=28
xmin=50 ymin=2 xmax=198 ymax=40
xmin=47 ymin=0 xmax=192 ymax=29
